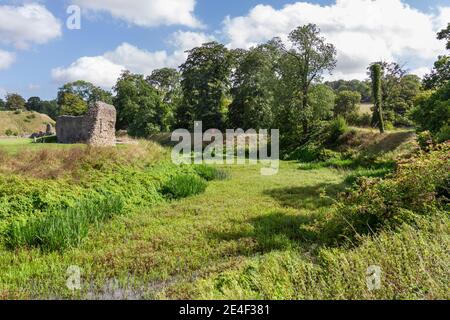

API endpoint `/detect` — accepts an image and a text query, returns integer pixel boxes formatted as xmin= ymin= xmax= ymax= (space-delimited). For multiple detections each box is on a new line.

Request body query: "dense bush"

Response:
xmin=410 ymin=82 xmax=450 ymax=140
xmin=328 ymin=145 xmax=450 ymax=243
xmin=327 ymin=116 xmax=348 ymax=144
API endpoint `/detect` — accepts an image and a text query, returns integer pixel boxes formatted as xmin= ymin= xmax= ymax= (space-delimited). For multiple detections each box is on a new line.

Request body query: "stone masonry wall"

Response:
xmin=56 ymin=102 xmax=116 ymax=146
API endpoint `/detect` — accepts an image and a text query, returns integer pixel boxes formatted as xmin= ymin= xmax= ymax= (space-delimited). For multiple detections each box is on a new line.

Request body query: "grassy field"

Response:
xmin=0 ymin=137 xmax=448 ymax=300
xmin=0 ymin=138 xmax=80 ymax=154
xmin=0 ymin=111 xmax=55 ymax=137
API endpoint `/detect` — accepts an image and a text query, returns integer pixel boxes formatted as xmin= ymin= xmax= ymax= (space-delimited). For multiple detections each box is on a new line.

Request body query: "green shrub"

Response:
xmin=5 ymin=195 xmax=124 ymax=252
xmin=436 ymin=125 xmax=450 ymax=143
xmin=328 ymin=117 xmax=348 ymax=144
xmin=162 ymin=174 xmax=207 ymax=199
xmin=328 ymin=145 xmax=450 ymax=243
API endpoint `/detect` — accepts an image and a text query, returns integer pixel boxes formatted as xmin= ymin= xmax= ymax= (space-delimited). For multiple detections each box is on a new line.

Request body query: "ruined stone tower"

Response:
xmin=56 ymin=102 xmax=116 ymax=146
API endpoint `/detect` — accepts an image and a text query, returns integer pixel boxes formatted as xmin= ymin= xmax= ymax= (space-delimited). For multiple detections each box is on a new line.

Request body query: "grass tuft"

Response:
xmin=5 ymin=195 xmax=124 ymax=252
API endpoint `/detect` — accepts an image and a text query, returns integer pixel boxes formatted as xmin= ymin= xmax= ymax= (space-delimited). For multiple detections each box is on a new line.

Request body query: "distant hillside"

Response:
xmin=0 ymin=111 xmax=55 ymax=137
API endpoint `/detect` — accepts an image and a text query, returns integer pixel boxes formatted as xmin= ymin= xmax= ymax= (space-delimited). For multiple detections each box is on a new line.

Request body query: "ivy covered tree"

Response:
xmin=178 ymin=42 xmax=233 ymax=130
xmin=370 ymin=63 xmax=385 ymax=133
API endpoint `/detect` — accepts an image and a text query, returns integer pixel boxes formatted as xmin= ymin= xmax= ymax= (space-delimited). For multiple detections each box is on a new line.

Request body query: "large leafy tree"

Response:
xmin=228 ymin=44 xmax=279 ymax=129
xmin=308 ymin=84 xmax=335 ymax=121
xmin=411 ymin=24 xmax=450 ymax=142
xmin=423 ymin=24 xmax=450 ymax=90
xmin=0 ymin=98 xmax=5 ymax=110
xmin=366 ymin=62 xmax=421 ymax=125
xmin=281 ymin=24 xmax=337 ymax=133
xmin=114 ymin=71 xmax=170 ymax=137
xmin=410 ymin=82 xmax=450 ymax=142
xmin=59 ymin=93 xmax=87 ymax=116
xmin=147 ymin=68 xmax=182 ymax=128
xmin=5 ymin=93 xmax=26 ymax=111
xmin=57 ymin=80 xmax=112 ymax=116
xmin=178 ymin=42 xmax=233 ymax=130
xmin=147 ymin=68 xmax=181 ymax=103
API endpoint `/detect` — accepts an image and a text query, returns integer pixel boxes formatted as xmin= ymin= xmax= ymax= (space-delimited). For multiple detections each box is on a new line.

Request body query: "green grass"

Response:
xmin=5 ymin=195 xmax=125 ymax=252
xmin=0 ymin=142 xmax=447 ymax=300
xmin=0 ymin=138 xmax=79 ymax=154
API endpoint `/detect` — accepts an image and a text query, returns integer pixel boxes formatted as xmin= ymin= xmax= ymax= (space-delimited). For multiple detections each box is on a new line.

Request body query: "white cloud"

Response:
xmin=52 ymin=56 xmax=125 ymax=89
xmin=410 ymin=67 xmax=431 ymax=79
xmin=223 ymin=0 xmax=449 ymax=80
xmin=73 ymin=0 xmax=202 ymax=28
xmin=51 ymin=31 xmax=215 ymax=88
xmin=0 ymin=3 xmax=62 ymax=49
xmin=0 ymin=50 xmax=16 ymax=70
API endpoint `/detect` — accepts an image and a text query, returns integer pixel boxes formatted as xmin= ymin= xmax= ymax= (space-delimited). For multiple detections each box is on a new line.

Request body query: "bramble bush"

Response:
xmin=326 ymin=143 xmax=450 ymax=243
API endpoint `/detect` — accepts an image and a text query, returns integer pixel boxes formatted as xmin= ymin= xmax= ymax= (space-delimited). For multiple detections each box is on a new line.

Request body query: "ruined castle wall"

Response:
xmin=85 ymin=102 xmax=117 ymax=147
xmin=56 ymin=102 xmax=117 ymax=146
xmin=56 ymin=116 xmax=86 ymax=144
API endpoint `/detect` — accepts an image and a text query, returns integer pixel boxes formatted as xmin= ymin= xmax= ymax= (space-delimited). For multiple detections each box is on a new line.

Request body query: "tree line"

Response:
xmin=1 ymin=23 xmax=448 ymax=146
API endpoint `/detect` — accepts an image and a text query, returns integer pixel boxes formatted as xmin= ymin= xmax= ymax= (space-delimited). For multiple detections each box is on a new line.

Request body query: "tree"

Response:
xmin=334 ymin=90 xmax=361 ymax=118
xmin=410 ymin=82 xmax=450 ymax=142
xmin=26 ymin=97 xmax=42 ymax=112
xmin=326 ymin=79 xmax=371 ymax=103
xmin=370 ymin=63 xmax=385 ymax=133
xmin=147 ymin=68 xmax=181 ymax=103
xmin=437 ymin=23 xmax=450 ymax=50
xmin=423 ymin=56 xmax=450 ymax=90
xmin=282 ymin=24 xmax=337 ymax=133
xmin=114 ymin=71 xmax=170 ymax=137
xmin=59 ymin=93 xmax=87 ymax=116
xmin=57 ymin=80 xmax=112 ymax=105
xmin=228 ymin=44 xmax=279 ymax=129
xmin=178 ymin=42 xmax=233 ymax=130
xmin=423 ymin=24 xmax=450 ymax=90
xmin=5 ymin=93 xmax=26 ymax=111
xmin=25 ymin=97 xmax=60 ymax=119
xmin=0 ymin=98 xmax=5 ymax=111
xmin=308 ymin=84 xmax=335 ymax=121
xmin=57 ymin=80 xmax=112 ymax=116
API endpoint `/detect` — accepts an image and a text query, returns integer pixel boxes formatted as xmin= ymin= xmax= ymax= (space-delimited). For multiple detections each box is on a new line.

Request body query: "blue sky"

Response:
xmin=0 ymin=0 xmax=449 ymax=100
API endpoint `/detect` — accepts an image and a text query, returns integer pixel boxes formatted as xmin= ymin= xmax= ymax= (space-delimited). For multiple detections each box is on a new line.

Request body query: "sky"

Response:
xmin=0 ymin=0 xmax=449 ymax=100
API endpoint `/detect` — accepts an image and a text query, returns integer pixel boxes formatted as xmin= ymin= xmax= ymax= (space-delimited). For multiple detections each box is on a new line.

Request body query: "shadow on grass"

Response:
xmin=209 ymin=182 xmax=348 ymax=253
xmin=263 ymin=182 xmax=347 ymax=211
xmin=210 ymin=211 xmax=319 ymax=253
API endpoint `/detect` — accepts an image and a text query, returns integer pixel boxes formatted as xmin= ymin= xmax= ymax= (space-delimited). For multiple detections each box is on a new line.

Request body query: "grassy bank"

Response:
xmin=0 ymin=138 xmax=448 ymax=300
